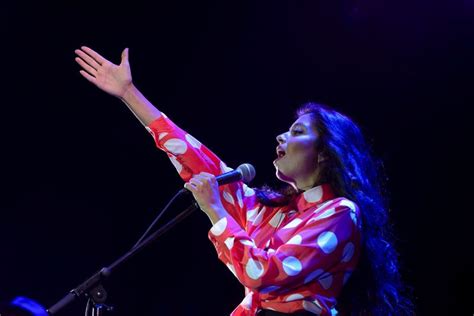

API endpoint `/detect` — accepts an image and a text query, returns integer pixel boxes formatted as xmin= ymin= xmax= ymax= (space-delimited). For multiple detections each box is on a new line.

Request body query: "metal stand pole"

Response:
xmin=48 ymin=201 xmax=199 ymax=315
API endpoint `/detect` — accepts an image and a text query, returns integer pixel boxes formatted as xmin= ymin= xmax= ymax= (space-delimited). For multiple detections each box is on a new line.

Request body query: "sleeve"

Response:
xmin=207 ymin=198 xmax=361 ymax=292
xmin=146 ymin=114 xmax=257 ymax=228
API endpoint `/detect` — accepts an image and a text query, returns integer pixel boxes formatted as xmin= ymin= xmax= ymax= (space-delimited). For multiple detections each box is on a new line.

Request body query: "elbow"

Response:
xmin=236 ymin=270 xmax=276 ymax=291
xmin=235 ymin=268 xmax=267 ymax=290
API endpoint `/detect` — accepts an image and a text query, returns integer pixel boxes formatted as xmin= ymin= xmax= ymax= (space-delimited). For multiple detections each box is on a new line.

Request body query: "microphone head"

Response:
xmin=237 ymin=163 xmax=256 ymax=184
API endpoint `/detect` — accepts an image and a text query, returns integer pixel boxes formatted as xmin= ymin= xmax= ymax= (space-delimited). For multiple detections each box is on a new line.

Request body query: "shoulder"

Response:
xmin=310 ymin=197 xmax=360 ymax=227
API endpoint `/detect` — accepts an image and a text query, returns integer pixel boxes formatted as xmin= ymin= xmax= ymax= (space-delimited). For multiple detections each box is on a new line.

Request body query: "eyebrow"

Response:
xmin=290 ymin=123 xmax=306 ymax=129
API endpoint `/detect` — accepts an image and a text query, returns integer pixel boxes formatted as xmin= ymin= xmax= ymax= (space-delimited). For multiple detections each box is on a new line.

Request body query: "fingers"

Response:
xmin=183 ymin=177 xmax=203 ymax=193
xmin=189 ymin=177 xmax=203 ymax=187
xmin=184 ymin=173 xmax=223 ymax=217
xmin=184 ymin=173 xmax=217 ymax=191
xmin=75 ymin=55 xmax=97 ymax=76
xmin=183 ymin=182 xmax=196 ymax=192
xmin=195 ymin=173 xmax=217 ymax=186
xmin=80 ymin=46 xmax=107 ymax=65
xmin=199 ymin=172 xmax=215 ymax=178
xmin=75 ymin=48 xmax=102 ymax=71
xmin=79 ymin=70 xmax=97 ymax=84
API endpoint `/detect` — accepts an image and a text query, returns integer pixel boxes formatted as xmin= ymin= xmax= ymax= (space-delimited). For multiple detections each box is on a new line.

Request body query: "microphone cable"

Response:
xmin=131 ymin=188 xmax=190 ymax=250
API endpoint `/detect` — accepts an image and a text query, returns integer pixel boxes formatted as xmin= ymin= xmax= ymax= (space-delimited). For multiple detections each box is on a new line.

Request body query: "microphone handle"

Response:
xmin=216 ymin=170 xmax=241 ymax=186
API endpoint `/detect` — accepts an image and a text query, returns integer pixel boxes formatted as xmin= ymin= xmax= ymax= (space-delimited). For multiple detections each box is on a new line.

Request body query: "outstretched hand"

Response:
xmin=75 ymin=46 xmax=132 ymax=98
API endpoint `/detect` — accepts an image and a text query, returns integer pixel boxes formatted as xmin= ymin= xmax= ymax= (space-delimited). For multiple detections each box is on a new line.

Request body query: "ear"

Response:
xmin=318 ymin=153 xmax=328 ymax=163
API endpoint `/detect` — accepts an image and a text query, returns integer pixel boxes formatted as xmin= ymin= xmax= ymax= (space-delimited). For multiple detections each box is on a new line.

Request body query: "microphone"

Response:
xmin=180 ymin=163 xmax=256 ymax=196
xmin=216 ymin=163 xmax=256 ymax=186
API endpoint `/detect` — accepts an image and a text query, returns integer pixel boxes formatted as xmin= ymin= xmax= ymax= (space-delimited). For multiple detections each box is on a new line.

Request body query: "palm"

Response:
xmin=75 ymin=46 xmax=132 ymax=98
xmin=95 ymin=61 xmax=131 ymax=97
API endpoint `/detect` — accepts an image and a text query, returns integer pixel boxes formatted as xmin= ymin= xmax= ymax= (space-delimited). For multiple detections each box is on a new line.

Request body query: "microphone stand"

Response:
xmin=47 ymin=199 xmax=199 ymax=315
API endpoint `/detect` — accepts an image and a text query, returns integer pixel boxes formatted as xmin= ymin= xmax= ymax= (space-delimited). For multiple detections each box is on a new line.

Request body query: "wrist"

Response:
xmin=206 ymin=204 xmax=228 ymax=225
xmin=119 ymin=82 xmax=137 ymax=102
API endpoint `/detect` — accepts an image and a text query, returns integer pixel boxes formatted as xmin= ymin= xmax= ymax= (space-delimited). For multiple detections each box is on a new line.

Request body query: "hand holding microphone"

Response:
xmin=184 ymin=164 xmax=255 ymax=224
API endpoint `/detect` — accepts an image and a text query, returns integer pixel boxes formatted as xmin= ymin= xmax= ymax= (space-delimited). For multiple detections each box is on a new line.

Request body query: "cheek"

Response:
xmin=291 ymin=141 xmax=318 ymax=161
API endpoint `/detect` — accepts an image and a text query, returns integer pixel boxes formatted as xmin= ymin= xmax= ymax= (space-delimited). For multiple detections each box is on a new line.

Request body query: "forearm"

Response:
xmin=120 ymin=83 xmax=162 ymax=126
xmin=205 ymin=204 xmax=229 ymax=225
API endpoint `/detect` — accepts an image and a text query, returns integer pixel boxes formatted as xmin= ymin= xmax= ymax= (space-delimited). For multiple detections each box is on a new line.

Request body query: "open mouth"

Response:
xmin=276 ymin=147 xmax=286 ymax=159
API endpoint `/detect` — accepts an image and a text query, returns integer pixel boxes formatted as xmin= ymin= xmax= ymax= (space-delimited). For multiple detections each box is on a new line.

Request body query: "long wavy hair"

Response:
xmin=256 ymin=102 xmax=414 ymax=315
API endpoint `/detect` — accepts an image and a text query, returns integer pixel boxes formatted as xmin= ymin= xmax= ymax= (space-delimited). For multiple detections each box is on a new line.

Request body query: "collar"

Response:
xmin=293 ymin=183 xmax=336 ymax=212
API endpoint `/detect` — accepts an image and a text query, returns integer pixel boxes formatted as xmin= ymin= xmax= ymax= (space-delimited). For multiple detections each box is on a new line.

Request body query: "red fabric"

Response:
xmin=147 ymin=115 xmax=362 ymax=316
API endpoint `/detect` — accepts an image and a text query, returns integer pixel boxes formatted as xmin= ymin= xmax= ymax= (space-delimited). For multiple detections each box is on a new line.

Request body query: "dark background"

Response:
xmin=1 ymin=1 xmax=472 ymax=315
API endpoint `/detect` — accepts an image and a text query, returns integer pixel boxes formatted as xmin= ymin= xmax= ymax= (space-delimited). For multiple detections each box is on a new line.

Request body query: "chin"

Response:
xmin=275 ymin=168 xmax=294 ymax=184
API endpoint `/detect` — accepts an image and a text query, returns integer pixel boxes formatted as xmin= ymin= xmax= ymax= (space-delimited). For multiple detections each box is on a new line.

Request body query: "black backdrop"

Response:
xmin=1 ymin=1 xmax=472 ymax=315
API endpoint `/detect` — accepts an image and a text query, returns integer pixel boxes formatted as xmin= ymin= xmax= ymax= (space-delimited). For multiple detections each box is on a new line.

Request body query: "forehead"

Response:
xmin=291 ymin=113 xmax=316 ymax=129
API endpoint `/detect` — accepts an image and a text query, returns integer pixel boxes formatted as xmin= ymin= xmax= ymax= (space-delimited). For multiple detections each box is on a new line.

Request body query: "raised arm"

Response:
xmin=74 ymin=46 xmax=161 ymax=125
xmin=75 ymin=46 xmax=251 ymax=228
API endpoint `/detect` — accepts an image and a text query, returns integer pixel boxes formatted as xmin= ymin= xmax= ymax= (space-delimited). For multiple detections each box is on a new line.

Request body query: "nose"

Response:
xmin=276 ymin=132 xmax=287 ymax=144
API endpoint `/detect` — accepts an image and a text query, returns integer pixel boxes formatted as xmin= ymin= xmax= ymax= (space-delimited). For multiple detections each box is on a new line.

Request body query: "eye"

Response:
xmin=290 ymin=129 xmax=304 ymax=135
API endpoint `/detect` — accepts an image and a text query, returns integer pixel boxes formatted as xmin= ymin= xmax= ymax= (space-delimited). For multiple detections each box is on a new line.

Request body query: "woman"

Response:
xmin=74 ymin=47 xmax=413 ymax=315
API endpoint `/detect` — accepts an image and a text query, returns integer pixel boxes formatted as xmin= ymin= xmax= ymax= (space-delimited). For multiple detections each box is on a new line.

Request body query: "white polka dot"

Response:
xmin=224 ymin=237 xmax=234 ymax=250
xmin=350 ymin=211 xmax=358 ymax=226
xmin=317 ymin=231 xmax=338 ymax=254
xmin=185 ymin=134 xmax=201 ymax=148
xmin=269 ymin=212 xmax=286 ymax=228
xmin=220 ymin=161 xmax=233 ymax=173
xmin=222 ymin=190 xmax=235 ymax=205
xmin=303 ymin=186 xmax=323 ymax=203
xmin=246 ymin=258 xmax=264 ymax=280
xmin=304 ymin=269 xmax=324 ymax=284
xmin=247 ymin=207 xmax=258 ymax=222
xmin=240 ymin=239 xmax=256 ymax=247
xmin=265 ymin=239 xmax=271 ymax=248
xmin=226 ymin=263 xmax=237 ymax=277
xmin=244 ymin=185 xmax=255 ymax=197
xmin=163 ymin=138 xmax=187 ymax=155
xmin=285 ymin=293 xmax=304 ymax=302
xmin=241 ymin=293 xmax=253 ymax=309
xmin=287 ymin=234 xmax=303 ymax=245
xmin=319 ymin=272 xmax=333 ymax=289
xmin=161 ymin=112 xmax=168 ymax=118
xmin=260 ymin=285 xmax=280 ymax=294
xmin=236 ymin=189 xmax=243 ymax=208
xmin=240 ymin=292 xmax=253 ymax=309
xmin=282 ymin=218 xmax=302 ymax=229
xmin=211 ymin=217 xmax=227 ymax=236
xmin=158 ymin=132 xmax=168 ymax=140
xmin=315 ymin=208 xmax=336 ymax=220
xmin=307 ymin=218 xmax=318 ymax=225
xmin=252 ymin=207 xmax=266 ymax=226
xmin=340 ymin=200 xmax=356 ymax=212
xmin=267 ymin=248 xmax=276 ymax=254
xmin=342 ymin=242 xmax=355 ymax=263
xmin=319 ymin=200 xmax=333 ymax=209
xmin=169 ymin=156 xmax=183 ymax=173
xmin=282 ymin=256 xmax=302 ymax=276
xmin=303 ymin=300 xmax=323 ymax=314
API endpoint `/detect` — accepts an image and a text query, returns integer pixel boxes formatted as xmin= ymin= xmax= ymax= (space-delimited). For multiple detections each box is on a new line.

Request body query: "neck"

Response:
xmin=293 ymin=171 xmax=321 ymax=192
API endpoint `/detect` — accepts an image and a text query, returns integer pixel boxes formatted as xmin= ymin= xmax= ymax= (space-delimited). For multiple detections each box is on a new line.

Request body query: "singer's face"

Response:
xmin=273 ymin=114 xmax=321 ymax=190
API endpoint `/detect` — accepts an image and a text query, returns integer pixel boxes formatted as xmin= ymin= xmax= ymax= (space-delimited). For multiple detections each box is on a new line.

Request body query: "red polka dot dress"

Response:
xmin=146 ymin=114 xmax=362 ymax=316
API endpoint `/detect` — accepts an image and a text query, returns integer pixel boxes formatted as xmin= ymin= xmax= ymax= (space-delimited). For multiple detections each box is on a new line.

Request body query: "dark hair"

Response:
xmin=256 ymin=102 xmax=414 ymax=315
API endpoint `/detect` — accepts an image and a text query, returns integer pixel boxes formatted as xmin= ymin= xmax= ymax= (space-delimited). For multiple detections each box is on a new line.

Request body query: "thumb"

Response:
xmin=120 ymin=48 xmax=129 ymax=64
